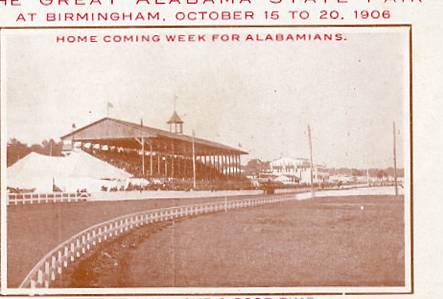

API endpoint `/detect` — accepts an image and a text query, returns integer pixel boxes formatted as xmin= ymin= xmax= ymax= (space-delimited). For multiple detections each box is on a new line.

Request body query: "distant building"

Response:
xmin=268 ymin=157 xmax=329 ymax=184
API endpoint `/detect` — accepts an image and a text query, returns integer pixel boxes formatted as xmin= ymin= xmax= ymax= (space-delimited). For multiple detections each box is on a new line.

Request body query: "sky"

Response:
xmin=3 ymin=27 xmax=409 ymax=168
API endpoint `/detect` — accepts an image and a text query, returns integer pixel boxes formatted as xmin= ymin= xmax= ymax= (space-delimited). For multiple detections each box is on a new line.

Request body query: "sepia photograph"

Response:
xmin=1 ymin=26 xmax=411 ymax=294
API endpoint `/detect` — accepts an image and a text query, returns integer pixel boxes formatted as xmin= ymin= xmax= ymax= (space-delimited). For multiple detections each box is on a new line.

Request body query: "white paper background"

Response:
xmin=0 ymin=1 xmax=442 ymax=298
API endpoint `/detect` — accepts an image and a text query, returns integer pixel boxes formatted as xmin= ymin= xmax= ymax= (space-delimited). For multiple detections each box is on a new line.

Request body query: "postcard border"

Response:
xmin=0 ymin=23 xmax=414 ymax=297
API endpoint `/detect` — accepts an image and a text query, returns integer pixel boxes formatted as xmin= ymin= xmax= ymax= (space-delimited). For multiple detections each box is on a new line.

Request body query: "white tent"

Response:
xmin=274 ymin=175 xmax=293 ymax=185
xmin=7 ymin=150 xmax=131 ymax=193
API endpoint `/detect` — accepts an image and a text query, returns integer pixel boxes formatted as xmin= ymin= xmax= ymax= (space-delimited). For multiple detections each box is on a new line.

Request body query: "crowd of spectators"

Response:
xmin=84 ymin=148 xmax=254 ymax=191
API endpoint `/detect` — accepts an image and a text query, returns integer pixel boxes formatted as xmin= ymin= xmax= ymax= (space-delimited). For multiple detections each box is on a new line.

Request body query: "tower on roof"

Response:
xmin=168 ymin=95 xmax=184 ymax=134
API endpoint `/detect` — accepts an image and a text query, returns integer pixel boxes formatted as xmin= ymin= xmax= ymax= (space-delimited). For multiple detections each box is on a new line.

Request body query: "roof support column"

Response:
xmin=233 ymin=155 xmax=236 ymax=177
xmin=184 ymin=155 xmax=186 ymax=180
xmin=228 ymin=155 xmax=232 ymax=177
xmin=171 ymin=141 xmax=175 ymax=179
xmin=206 ymin=154 xmax=211 ymax=182
xmin=221 ymin=154 xmax=225 ymax=178
xmin=157 ymin=153 xmax=161 ymax=177
xmin=213 ymin=154 xmax=216 ymax=181
xmin=149 ymin=143 xmax=153 ymax=177
xmin=141 ymin=138 xmax=145 ymax=178
xmin=164 ymin=155 xmax=168 ymax=179
xmin=215 ymin=155 xmax=220 ymax=178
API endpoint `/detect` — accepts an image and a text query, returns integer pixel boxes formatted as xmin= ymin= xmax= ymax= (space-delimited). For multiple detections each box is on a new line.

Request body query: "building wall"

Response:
xmin=269 ymin=157 xmax=328 ymax=184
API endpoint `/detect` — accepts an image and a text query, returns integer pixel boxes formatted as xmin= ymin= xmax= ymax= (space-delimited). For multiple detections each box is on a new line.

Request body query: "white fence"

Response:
xmin=7 ymin=192 xmax=91 ymax=205
xmin=7 ymin=184 xmax=372 ymax=206
xmin=89 ymin=190 xmax=263 ymax=201
xmin=18 ymin=185 xmax=400 ymax=289
xmin=19 ymin=194 xmax=294 ymax=289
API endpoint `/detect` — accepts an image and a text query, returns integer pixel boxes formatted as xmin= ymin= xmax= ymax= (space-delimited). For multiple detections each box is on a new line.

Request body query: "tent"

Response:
xmin=274 ymin=175 xmax=293 ymax=185
xmin=7 ymin=150 xmax=131 ymax=193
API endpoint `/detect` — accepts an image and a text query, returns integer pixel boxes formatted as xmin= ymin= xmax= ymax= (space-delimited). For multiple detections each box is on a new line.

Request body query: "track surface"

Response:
xmin=53 ymin=195 xmax=405 ymax=288
xmin=8 ymin=193 xmax=278 ymax=287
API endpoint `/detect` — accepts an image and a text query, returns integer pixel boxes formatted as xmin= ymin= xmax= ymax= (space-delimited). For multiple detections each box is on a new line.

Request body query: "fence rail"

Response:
xmin=19 ymin=194 xmax=294 ymax=289
xmin=7 ymin=192 xmax=90 ymax=205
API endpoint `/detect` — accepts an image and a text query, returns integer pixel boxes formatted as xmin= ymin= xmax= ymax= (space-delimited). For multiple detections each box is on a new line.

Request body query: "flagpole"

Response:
xmin=106 ymin=101 xmax=113 ymax=117
xmin=307 ymin=124 xmax=315 ymax=198
xmin=393 ymin=121 xmax=398 ymax=196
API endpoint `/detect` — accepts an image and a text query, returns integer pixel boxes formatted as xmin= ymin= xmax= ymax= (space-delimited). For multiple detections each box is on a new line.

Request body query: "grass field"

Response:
xmin=52 ymin=195 xmax=405 ymax=288
xmin=8 ymin=193 xmax=282 ymax=287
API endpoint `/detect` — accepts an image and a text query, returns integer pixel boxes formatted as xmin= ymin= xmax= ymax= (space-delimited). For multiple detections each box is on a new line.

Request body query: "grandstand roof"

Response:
xmin=61 ymin=117 xmax=247 ymax=155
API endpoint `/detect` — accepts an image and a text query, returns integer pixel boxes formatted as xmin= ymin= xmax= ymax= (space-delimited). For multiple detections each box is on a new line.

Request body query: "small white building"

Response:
xmin=269 ymin=157 xmax=328 ymax=184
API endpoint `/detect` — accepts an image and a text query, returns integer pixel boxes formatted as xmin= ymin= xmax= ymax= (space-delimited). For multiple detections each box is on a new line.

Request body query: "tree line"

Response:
xmin=7 ymin=138 xmax=64 ymax=167
xmin=244 ymin=158 xmax=404 ymax=178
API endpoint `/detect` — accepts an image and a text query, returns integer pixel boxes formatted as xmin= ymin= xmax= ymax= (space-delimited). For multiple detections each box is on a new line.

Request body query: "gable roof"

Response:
xmin=167 ymin=111 xmax=184 ymax=124
xmin=61 ymin=117 xmax=247 ymax=155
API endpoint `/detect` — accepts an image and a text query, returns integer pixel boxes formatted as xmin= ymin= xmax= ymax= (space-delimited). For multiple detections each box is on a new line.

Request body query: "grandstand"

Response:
xmin=60 ymin=112 xmax=248 ymax=189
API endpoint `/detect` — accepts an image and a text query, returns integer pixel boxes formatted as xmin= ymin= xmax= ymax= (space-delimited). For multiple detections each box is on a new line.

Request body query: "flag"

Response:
xmin=106 ymin=101 xmax=114 ymax=117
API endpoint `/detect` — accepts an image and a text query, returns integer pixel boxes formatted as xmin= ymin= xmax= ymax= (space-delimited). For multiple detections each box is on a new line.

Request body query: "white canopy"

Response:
xmin=7 ymin=150 xmax=131 ymax=192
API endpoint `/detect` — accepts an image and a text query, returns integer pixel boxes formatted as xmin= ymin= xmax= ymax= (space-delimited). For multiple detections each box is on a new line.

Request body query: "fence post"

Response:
xmin=51 ymin=256 xmax=56 ymax=281
xmin=81 ymin=235 xmax=86 ymax=254
xmin=57 ymin=250 xmax=63 ymax=274
xmin=63 ymin=246 xmax=69 ymax=267
xmin=44 ymin=261 xmax=50 ymax=288
xmin=99 ymin=227 xmax=103 ymax=242
xmin=86 ymin=232 xmax=91 ymax=250
xmin=70 ymin=242 xmax=75 ymax=262
xmin=76 ymin=239 xmax=81 ymax=257
xmin=37 ymin=269 xmax=43 ymax=287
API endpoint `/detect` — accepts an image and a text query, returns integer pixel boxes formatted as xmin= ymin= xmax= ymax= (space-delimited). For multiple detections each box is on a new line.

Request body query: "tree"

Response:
xmin=376 ymin=170 xmax=387 ymax=181
xmin=244 ymin=159 xmax=270 ymax=176
xmin=41 ymin=139 xmax=63 ymax=156
xmin=7 ymin=138 xmax=64 ymax=167
xmin=351 ymin=169 xmax=363 ymax=177
xmin=7 ymin=138 xmax=30 ymax=166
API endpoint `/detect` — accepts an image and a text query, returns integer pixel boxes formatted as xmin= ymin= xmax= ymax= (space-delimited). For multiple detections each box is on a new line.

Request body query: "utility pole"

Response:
xmin=141 ymin=119 xmax=145 ymax=177
xmin=192 ymin=130 xmax=197 ymax=190
xmin=307 ymin=125 xmax=315 ymax=198
xmin=393 ymin=121 xmax=398 ymax=196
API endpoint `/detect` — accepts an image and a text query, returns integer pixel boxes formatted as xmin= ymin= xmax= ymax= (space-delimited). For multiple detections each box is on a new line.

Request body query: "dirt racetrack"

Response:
xmin=53 ymin=195 xmax=405 ymax=288
xmin=8 ymin=193 xmax=279 ymax=287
